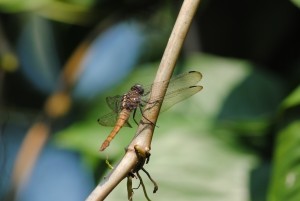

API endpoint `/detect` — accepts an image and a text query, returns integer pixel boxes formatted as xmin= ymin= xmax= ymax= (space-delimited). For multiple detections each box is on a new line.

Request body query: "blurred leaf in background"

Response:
xmin=291 ymin=0 xmax=300 ymax=8
xmin=267 ymin=85 xmax=300 ymax=201
xmin=17 ymin=15 xmax=60 ymax=94
xmin=72 ymin=21 xmax=145 ymax=100
xmin=0 ymin=0 xmax=94 ymax=25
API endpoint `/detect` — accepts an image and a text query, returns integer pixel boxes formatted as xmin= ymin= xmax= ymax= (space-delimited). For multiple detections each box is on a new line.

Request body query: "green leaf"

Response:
xmin=217 ymin=68 xmax=285 ymax=137
xmin=267 ymin=120 xmax=300 ymax=201
xmin=280 ymin=85 xmax=300 ymax=111
xmin=291 ymin=0 xmax=300 ymax=9
xmin=0 ymin=0 xmax=93 ymax=25
xmin=0 ymin=0 xmax=51 ymax=12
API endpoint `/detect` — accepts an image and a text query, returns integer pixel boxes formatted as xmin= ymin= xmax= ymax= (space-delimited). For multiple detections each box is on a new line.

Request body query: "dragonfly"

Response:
xmin=98 ymin=71 xmax=203 ymax=151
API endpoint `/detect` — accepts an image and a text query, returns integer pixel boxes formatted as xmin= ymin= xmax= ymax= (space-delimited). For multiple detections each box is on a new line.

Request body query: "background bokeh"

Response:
xmin=1 ymin=0 xmax=300 ymax=201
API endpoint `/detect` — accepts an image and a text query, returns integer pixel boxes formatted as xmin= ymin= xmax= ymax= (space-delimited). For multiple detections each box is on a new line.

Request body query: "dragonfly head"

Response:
xmin=131 ymin=84 xmax=144 ymax=95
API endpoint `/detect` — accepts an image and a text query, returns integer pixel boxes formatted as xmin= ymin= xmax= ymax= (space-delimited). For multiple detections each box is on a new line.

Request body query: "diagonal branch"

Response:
xmin=85 ymin=0 xmax=201 ymax=200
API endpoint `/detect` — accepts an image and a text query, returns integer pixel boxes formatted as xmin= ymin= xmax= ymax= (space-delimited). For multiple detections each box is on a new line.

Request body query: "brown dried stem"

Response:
xmin=85 ymin=0 xmax=201 ymax=200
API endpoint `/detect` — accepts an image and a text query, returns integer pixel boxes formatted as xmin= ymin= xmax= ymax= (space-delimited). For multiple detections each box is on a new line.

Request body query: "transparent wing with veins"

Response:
xmin=97 ymin=71 xmax=202 ymax=127
xmin=97 ymin=95 xmax=132 ymax=127
xmin=106 ymin=95 xmax=122 ymax=113
xmin=142 ymin=71 xmax=203 ymax=112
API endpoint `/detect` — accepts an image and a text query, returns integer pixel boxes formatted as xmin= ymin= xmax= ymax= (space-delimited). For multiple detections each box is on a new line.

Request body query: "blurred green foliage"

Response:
xmin=0 ymin=0 xmax=93 ymax=24
xmin=291 ymin=0 xmax=300 ymax=8
xmin=268 ymin=121 xmax=300 ymax=201
xmin=1 ymin=0 xmax=300 ymax=201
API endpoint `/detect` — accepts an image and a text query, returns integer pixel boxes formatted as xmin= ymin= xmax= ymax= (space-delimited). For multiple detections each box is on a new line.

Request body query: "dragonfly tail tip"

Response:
xmin=100 ymin=141 xmax=110 ymax=151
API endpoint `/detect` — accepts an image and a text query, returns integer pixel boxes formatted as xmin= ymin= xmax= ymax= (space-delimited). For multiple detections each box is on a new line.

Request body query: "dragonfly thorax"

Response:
xmin=121 ymin=85 xmax=144 ymax=111
xmin=131 ymin=84 xmax=144 ymax=95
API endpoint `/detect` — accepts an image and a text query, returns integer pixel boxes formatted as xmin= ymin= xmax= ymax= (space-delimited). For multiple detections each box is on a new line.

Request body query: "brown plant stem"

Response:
xmin=85 ymin=0 xmax=201 ymax=200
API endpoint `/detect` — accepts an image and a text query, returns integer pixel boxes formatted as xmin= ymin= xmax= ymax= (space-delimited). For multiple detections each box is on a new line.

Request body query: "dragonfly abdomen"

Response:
xmin=100 ymin=109 xmax=131 ymax=151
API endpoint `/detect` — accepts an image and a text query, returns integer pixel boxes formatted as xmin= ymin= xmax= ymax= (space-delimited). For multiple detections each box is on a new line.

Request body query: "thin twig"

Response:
xmin=127 ymin=175 xmax=133 ymax=201
xmin=85 ymin=0 xmax=201 ymax=200
xmin=136 ymin=171 xmax=151 ymax=201
xmin=141 ymin=167 xmax=158 ymax=193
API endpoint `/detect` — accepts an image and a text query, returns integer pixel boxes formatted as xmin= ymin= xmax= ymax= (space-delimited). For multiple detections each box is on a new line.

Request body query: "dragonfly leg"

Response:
xmin=136 ymin=171 xmax=151 ymax=201
xmin=141 ymin=99 xmax=161 ymax=113
xmin=139 ymin=106 xmax=157 ymax=127
xmin=132 ymin=108 xmax=139 ymax=125
xmin=143 ymin=90 xmax=151 ymax=96
xmin=133 ymin=178 xmax=141 ymax=190
xmin=141 ymin=99 xmax=159 ymax=107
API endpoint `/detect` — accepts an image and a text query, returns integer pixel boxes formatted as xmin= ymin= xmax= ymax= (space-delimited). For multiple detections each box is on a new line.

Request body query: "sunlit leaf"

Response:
xmin=280 ymin=85 xmax=300 ymax=111
xmin=267 ymin=120 xmax=300 ymax=201
xmin=217 ymin=68 xmax=285 ymax=139
xmin=36 ymin=1 xmax=94 ymax=25
xmin=291 ymin=0 xmax=300 ymax=9
xmin=0 ymin=0 xmax=50 ymax=12
xmin=0 ymin=0 xmax=94 ymax=25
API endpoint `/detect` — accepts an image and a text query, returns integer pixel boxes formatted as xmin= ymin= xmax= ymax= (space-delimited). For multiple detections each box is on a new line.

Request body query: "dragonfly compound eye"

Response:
xmin=132 ymin=84 xmax=144 ymax=95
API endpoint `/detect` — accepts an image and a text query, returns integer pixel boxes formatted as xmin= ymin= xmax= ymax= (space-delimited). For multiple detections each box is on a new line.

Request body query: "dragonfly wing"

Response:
xmin=98 ymin=111 xmax=132 ymax=127
xmin=142 ymin=71 xmax=202 ymax=102
xmin=97 ymin=112 xmax=118 ymax=127
xmin=167 ymin=71 xmax=202 ymax=93
xmin=106 ymin=95 xmax=122 ymax=113
xmin=161 ymin=85 xmax=203 ymax=112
